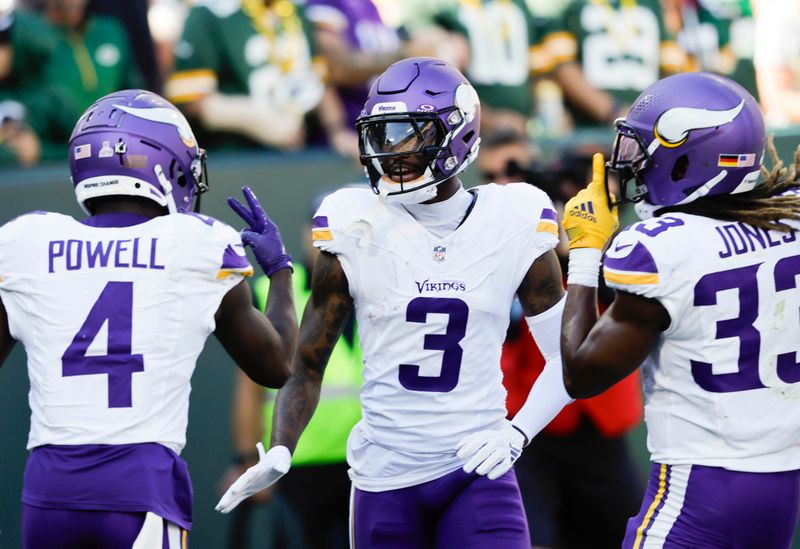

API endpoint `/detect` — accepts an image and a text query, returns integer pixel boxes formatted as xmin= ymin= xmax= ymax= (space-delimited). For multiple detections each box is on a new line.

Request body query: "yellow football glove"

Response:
xmin=562 ymin=153 xmax=619 ymax=250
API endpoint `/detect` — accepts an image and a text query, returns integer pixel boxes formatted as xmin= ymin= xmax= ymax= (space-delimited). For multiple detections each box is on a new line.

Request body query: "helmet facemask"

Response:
xmin=607 ymin=119 xmax=651 ymax=207
xmin=357 ymin=57 xmax=481 ymax=204
xmin=357 ymin=111 xmax=454 ymax=202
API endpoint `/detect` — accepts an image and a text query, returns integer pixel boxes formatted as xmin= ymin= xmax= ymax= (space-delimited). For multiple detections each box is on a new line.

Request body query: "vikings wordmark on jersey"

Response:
xmin=311 ymin=183 xmax=558 ymax=492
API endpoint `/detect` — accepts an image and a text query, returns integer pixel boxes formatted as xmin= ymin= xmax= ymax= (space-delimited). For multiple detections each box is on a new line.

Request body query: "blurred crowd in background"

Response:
xmin=0 ymin=0 xmax=798 ymax=170
xmin=3 ymin=1 xmax=799 ymax=547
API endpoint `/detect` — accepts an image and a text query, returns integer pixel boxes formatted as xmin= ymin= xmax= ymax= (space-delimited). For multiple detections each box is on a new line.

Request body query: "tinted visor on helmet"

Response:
xmin=608 ymin=120 xmax=650 ymax=205
xmin=361 ymin=116 xmax=444 ymax=156
xmin=358 ymin=114 xmax=448 ymax=185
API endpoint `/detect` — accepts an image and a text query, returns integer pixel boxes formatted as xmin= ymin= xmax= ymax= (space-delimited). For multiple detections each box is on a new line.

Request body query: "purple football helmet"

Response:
xmin=69 ymin=89 xmax=208 ymax=214
xmin=608 ymin=72 xmax=765 ymax=212
xmin=356 ymin=57 xmax=481 ymax=203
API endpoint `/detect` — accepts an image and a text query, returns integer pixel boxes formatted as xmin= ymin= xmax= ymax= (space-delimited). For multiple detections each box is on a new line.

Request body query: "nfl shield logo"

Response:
xmin=433 ymin=245 xmax=447 ymax=262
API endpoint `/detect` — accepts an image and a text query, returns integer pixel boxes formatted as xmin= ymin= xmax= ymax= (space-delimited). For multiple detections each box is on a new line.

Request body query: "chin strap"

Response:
xmin=154 ymin=164 xmax=178 ymax=214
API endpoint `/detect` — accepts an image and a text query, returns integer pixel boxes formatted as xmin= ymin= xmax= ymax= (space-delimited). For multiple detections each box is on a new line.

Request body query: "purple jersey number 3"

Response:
xmin=399 ymin=297 xmax=469 ymax=392
xmin=62 ymin=281 xmax=144 ymax=407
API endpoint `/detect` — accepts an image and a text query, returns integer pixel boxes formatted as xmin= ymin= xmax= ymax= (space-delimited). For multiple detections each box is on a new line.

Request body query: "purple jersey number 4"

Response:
xmin=62 ymin=281 xmax=144 ymax=407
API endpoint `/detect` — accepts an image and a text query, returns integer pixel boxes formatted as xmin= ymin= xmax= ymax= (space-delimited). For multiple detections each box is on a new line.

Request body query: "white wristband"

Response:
xmin=567 ymin=248 xmax=602 ymax=287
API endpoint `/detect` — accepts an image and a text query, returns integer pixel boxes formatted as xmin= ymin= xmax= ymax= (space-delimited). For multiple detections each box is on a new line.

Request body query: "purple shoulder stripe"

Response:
xmin=220 ymin=244 xmax=250 ymax=270
xmin=541 ymin=208 xmax=557 ymax=221
xmin=604 ymin=241 xmax=659 ymax=274
xmin=312 ymin=215 xmax=329 ymax=229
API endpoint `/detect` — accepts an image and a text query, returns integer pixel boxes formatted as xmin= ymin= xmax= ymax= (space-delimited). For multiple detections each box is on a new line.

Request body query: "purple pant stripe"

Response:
xmin=624 ymin=463 xmax=800 ymax=548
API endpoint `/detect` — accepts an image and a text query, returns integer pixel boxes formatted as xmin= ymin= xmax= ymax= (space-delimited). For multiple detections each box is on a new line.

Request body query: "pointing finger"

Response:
xmin=589 ymin=152 xmax=612 ymax=211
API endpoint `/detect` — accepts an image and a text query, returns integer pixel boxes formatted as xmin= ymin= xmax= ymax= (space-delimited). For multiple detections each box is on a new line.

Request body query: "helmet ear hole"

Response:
xmin=176 ymin=166 xmax=187 ymax=188
xmin=671 ymin=155 xmax=689 ymax=181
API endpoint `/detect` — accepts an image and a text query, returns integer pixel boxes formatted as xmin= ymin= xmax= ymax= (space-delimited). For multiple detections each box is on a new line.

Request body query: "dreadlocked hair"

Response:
xmin=657 ymin=135 xmax=800 ymax=232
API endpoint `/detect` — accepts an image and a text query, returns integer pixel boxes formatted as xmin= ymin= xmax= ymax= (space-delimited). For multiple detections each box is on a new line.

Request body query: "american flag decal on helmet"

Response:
xmin=718 ymin=154 xmax=755 ymax=168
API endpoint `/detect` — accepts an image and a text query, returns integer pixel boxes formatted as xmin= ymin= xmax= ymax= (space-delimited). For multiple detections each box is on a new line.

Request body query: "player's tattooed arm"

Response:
xmin=271 ymin=251 xmax=354 ymax=453
xmin=0 ymin=296 xmax=16 ymax=368
xmin=517 ymin=249 xmax=565 ymax=317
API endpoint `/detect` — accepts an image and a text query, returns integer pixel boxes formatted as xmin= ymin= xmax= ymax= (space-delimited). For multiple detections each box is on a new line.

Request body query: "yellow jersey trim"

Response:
xmin=536 ymin=220 xmax=559 ymax=236
xmin=217 ymin=266 xmax=255 ymax=280
xmin=312 ymin=229 xmax=334 ymax=241
xmin=604 ymin=268 xmax=659 ymax=285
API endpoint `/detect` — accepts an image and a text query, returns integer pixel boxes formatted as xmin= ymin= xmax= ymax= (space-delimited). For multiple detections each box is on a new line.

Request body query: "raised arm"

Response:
xmin=560 ymin=154 xmax=668 ymax=398
xmin=214 ymin=275 xmax=294 ymax=388
xmin=215 ymin=187 xmax=298 ymax=388
xmin=216 ymin=249 xmax=353 ymax=513
xmin=562 ymin=287 xmax=667 ymax=398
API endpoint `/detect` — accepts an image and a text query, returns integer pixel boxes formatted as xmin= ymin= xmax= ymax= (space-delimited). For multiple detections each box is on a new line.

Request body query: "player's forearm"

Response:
xmin=561 ymin=283 xmax=601 ymax=398
xmin=264 ymin=269 xmax=297 ymax=367
xmin=554 ymin=63 xmax=618 ymax=123
xmin=198 ymin=93 xmax=303 ymax=148
xmin=510 ymin=296 xmax=573 ymax=443
xmin=322 ymin=41 xmax=401 ymax=87
xmin=269 ymin=360 xmax=323 ymax=453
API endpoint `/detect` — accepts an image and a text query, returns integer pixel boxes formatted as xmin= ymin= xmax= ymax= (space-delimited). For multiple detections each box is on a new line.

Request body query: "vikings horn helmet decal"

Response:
xmin=652 ymin=100 xmax=745 ymax=149
xmin=70 ymin=89 xmax=208 ymax=215
xmin=608 ymin=72 xmax=765 ymax=214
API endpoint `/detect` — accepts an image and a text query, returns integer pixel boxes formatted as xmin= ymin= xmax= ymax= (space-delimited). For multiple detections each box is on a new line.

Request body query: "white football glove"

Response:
xmin=215 ymin=443 xmax=291 ymax=514
xmin=456 ymin=420 xmax=526 ymax=480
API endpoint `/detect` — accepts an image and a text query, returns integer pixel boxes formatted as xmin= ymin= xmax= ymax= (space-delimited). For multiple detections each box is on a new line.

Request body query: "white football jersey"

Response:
xmin=0 ymin=211 xmax=252 ymax=453
xmin=312 ymin=184 xmax=559 ymax=491
xmin=604 ymin=212 xmax=800 ymax=472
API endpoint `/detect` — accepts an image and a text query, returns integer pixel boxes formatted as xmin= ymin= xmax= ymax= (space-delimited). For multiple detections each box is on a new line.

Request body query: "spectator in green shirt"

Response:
xmin=404 ymin=0 xmax=549 ymax=136
xmin=43 ymin=0 xmax=143 ymax=132
xmin=165 ymin=0 xmax=354 ymax=156
xmin=663 ymin=0 xmax=757 ymax=99
xmin=0 ymin=7 xmax=68 ymax=166
xmin=541 ymin=0 xmax=688 ymax=128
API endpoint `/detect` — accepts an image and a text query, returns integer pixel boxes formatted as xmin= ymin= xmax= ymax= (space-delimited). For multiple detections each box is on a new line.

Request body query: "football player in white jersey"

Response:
xmin=557 ymin=72 xmax=800 ymax=548
xmin=216 ymin=58 xmax=576 ymax=547
xmin=0 ymin=90 xmax=297 ymax=548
